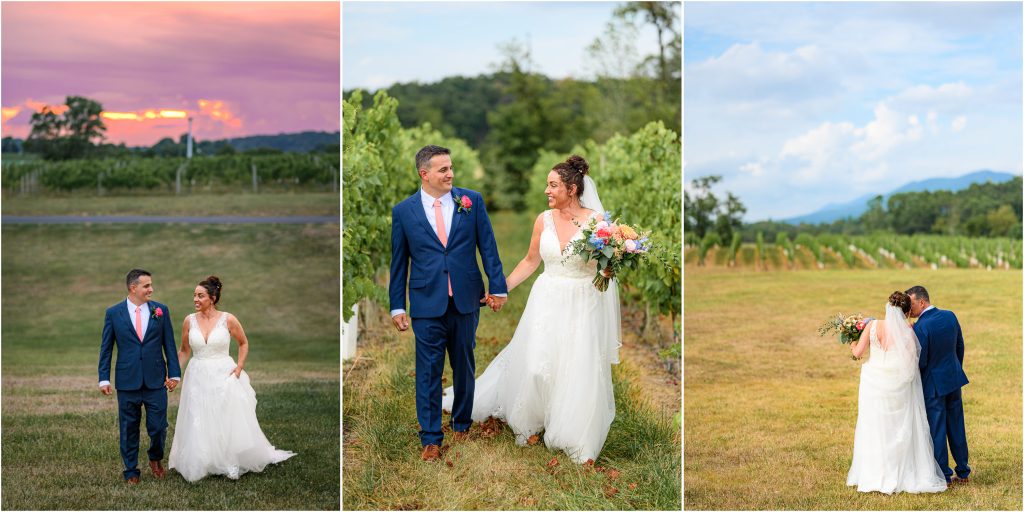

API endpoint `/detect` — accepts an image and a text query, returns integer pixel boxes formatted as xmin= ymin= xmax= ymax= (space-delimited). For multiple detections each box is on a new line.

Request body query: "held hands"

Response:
xmin=165 ymin=378 xmax=178 ymax=392
xmin=481 ymin=294 xmax=507 ymax=312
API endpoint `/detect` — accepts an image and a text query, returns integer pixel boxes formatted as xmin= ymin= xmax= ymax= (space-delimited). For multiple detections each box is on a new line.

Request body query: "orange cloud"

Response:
xmin=102 ymin=109 xmax=189 ymax=121
xmin=2 ymin=107 xmax=21 ymax=124
xmin=24 ymin=99 xmax=69 ymax=115
xmin=197 ymin=99 xmax=242 ymax=128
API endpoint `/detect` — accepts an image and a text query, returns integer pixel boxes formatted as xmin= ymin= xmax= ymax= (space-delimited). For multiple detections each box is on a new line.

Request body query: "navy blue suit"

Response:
xmin=914 ymin=307 xmax=970 ymax=481
xmin=390 ymin=188 xmax=507 ymax=446
xmin=98 ymin=300 xmax=182 ymax=480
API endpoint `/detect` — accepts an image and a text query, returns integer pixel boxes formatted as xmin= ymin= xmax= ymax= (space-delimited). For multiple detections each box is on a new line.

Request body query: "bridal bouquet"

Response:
xmin=817 ymin=313 xmax=872 ymax=344
xmin=565 ymin=211 xmax=652 ymax=292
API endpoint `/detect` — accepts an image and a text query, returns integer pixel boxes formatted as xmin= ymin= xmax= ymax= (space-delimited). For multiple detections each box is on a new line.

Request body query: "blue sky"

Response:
xmin=343 ymin=1 xmax=667 ymax=90
xmin=684 ymin=2 xmax=1023 ymax=221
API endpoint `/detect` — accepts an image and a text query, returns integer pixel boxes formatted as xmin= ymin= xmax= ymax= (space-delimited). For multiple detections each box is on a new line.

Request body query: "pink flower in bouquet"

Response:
xmin=624 ymin=240 xmax=637 ymax=252
xmin=856 ymin=320 xmax=865 ymax=330
xmin=596 ymin=227 xmax=612 ymax=239
xmin=595 ymin=220 xmax=609 ymax=230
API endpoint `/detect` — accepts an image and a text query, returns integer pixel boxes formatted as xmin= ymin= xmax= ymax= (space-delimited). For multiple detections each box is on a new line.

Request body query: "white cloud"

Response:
xmin=779 ymin=121 xmax=856 ymax=179
xmin=687 ymin=42 xmax=841 ymax=102
xmin=952 ymin=116 xmax=967 ymax=132
xmin=739 ymin=161 xmax=764 ymax=177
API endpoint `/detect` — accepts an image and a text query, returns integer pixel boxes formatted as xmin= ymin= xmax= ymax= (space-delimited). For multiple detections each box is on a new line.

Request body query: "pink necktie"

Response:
xmin=433 ymin=199 xmax=453 ymax=297
xmin=135 ymin=306 xmax=143 ymax=342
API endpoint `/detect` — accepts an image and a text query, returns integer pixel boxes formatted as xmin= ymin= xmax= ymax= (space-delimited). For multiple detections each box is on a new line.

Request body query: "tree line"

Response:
xmin=343 ymin=2 xmax=680 ymax=211
xmin=687 ymin=175 xmax=1023 ymax=244
xmin=2 ymin=95 xmax=338 ymax=161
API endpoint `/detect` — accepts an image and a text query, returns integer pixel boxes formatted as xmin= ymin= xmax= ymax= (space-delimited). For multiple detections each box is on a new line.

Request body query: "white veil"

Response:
xmin=580 ymin=176 xmax=605 ymax=217
xmin=884 ymin=303 xmax=922 ymax=383
xmin=578 ymin=174 xmax=620 ymax=365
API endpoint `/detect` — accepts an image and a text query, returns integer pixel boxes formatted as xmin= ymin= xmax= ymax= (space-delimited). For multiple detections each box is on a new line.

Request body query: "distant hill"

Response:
xmin=222 ymin=131 xmax=339 ymax=153
xmin=783 ymin=170 xmax=1019 ymax=224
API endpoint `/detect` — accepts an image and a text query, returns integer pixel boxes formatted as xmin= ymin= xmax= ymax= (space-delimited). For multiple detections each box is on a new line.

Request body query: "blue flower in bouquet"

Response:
xmin=589 ymin=235 xmax=606 ymax=250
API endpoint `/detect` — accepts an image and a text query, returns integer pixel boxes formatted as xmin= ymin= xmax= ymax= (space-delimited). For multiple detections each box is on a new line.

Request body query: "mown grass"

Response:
xmin=343 ymin=211 xmax=681 ymax=510
xmin=684 ymin=268 xmax=1022 ymax=510
xmin=1 ymin=221 xmax=340 ymax=509
xmin=1 ymin=191 xmax=337 ymax=217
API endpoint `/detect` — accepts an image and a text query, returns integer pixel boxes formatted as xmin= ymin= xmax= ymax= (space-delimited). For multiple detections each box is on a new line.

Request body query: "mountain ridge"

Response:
xmin=782 ymin=170 xmax=1019 ymax=224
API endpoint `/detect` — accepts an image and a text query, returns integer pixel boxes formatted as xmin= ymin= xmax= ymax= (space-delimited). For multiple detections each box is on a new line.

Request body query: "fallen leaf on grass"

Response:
xmin=442 ymin=376 xmax=449 ymax=384
xmin=583 ymin=459 xmax=595 ymax=469
xmin=604 ymin=485 xmax=619 ymax=498
xmin=547 ymin=457 xmax=559 ymax=468
xmin=607 ymin=469 xmax=620 ymax=480
xmin=520 ymin=497 xmax=538 ymax=507
xmin=628 ymin=482 xmax=637 ymax=490
xmin=527 ymin=435 xmax=540 ymax=445
xmin=445 ymin=459 xmax=453 ymax=468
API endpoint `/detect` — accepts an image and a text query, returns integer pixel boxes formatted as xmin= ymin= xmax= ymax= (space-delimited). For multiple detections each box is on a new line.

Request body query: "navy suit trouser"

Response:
xmin=411 ymin=297 xmax=479 ymax=447
xmin=924 ymin=387 xmax=970 ymax=481
xmin=117 ymin=386 xmax=167 ymax=480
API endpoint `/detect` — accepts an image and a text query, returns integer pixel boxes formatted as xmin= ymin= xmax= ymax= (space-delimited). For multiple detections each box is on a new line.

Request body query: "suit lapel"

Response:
xmin=142 ymin=304 xmax=158 ymax=344
xmin=411 ymin=191 xmax=444 ymax=248
xmin=448 ymin=188 xmax=465 ymax=245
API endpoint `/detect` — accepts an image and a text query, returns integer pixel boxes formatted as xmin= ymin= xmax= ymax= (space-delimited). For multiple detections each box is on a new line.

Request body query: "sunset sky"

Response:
xmin=1 ymin=2 xmax=339 ymax=146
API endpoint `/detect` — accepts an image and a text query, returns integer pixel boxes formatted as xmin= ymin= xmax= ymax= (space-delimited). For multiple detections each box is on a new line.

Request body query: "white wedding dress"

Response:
xmin=442 ymin=208 xmax=622 ymax=463
xmin=847 ymin=304 xmax=947 ymax=494
xmin=168 ymin=312 xmax=294 ymax=482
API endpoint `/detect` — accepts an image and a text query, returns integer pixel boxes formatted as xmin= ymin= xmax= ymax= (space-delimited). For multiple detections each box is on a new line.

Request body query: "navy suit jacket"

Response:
xmin=390 ymin=187 xmax=507 ymax=318
xmin=914 ymin=307 xmax=969 ymax=398
xmin=98 ymin=300 xmax=182 ymax=391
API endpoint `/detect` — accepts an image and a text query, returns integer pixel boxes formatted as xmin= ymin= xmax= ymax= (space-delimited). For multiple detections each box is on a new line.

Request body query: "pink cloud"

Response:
xmin=1 ymin=2 xmax=339 ymax=146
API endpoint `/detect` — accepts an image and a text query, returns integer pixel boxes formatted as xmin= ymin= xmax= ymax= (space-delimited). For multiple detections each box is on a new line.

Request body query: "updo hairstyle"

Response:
xmin=551 ymin=155 xmax=589 ymax=199
xmin=888 ymin=291 xmax=910 ymax=315
xmin=199 ymin=275 xmax=223 ymax=305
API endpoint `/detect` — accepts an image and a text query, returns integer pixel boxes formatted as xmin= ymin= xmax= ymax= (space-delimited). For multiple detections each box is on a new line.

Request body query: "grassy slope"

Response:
xmin=1 ymin=222 xmax=340 ymax=509
xmin=684 ymin=268 xmax=1022 ymax=509
xmin=343 ymin=211 xmax=682 ymax=510
xmin=1 ymin=192 xmax=337 ymax=217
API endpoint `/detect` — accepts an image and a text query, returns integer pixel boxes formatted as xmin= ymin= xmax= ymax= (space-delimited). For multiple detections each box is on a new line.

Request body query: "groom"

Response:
xmin=98 ymin=269 xmax=182 ymax=483
xmin=907 ymin=285 xmax=971 ymax=485
xmin=390 ymin=145 xmax=508 ymax=462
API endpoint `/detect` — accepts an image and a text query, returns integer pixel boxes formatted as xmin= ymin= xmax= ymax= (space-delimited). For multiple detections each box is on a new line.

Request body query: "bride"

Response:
xmin=846 ymin=291 xmax=947 ymax=493
xmin=442 ymin=155 xmax=621 ymax=463
xmin=168 ymin=276 xmax=294 ymax=482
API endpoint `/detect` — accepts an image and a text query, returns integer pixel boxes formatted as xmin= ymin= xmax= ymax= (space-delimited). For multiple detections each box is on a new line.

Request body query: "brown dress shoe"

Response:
xmin=149 ymin=460 xmax=165 ymax=479
xmin=951 ymin=476 xmax=970 ymax=486
xmin=452 ymin=431 xmax=470 ymax=442
xmin=125 ymin=476 xmax=140 ymax=485
xmin=421 ymin=444 xmax=441 ymax=462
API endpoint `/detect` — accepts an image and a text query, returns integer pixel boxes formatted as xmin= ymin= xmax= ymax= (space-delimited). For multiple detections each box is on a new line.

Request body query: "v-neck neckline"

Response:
xmin=195 ymin=312 xmax=223 ymax=345
xmin=553 ymin=209 xmax=593 ymax=254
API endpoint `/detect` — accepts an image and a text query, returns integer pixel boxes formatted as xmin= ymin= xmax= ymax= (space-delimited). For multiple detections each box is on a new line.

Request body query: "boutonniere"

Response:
xmin=453 ymin=192 xmax=473 ymax=214
xmin=150 ymin=305 xmax=164 ymax=321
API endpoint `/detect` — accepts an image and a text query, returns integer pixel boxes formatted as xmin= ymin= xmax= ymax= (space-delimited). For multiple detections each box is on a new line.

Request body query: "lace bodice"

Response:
xmin=188 ymin=312 xmax=232 ymax=359
xmin=539 ymin=210 xmax=599 ymax=279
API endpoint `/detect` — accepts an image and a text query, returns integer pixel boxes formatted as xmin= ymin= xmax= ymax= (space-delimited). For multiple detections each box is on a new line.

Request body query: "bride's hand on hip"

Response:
xmin=229 ymin=366 xmax=243 ymax=379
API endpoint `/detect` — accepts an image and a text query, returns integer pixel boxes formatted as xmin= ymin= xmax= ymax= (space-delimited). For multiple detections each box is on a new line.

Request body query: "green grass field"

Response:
xmin=1 ymin=220 xmax=340 ymax=509
xmin=1 ymin=192 xmax=338 ymax=217
xmin=342 ymin=212 xmax=682 ymax=510
xmin=684 ymin=268 xmax=1022 ymax=510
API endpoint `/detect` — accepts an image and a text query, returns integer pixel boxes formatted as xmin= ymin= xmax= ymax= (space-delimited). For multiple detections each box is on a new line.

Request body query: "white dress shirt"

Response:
xmin=99 ymin=297 xmax=179 ymax=388
xmin=921 ymin=304 xmax=936 ymax=315
xmin=391 ymin=188 xmax=504 ymax=318
xmin=128 ymin=297 xmax=150 ymax=339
